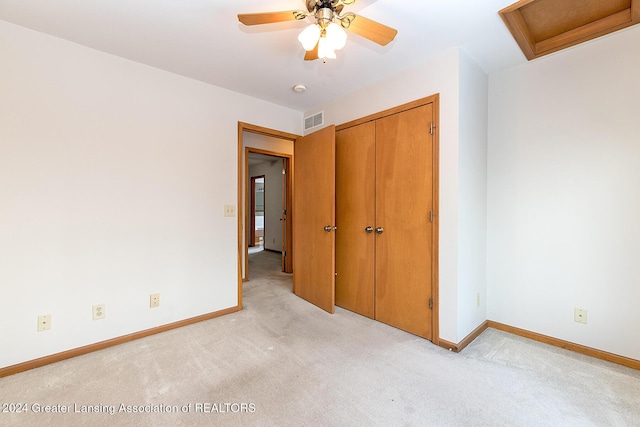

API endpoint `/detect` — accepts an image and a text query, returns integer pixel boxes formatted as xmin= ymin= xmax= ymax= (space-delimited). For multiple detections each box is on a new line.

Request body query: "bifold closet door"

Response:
xmin=335 ymin=122 xmax=376 ymax=318
xmin=375 ymin=104 xmax=434 ymax=340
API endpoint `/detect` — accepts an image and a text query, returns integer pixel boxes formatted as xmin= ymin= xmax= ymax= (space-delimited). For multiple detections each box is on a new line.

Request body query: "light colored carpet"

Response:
xmin=1 ymin=250 xmax=639 ymax=426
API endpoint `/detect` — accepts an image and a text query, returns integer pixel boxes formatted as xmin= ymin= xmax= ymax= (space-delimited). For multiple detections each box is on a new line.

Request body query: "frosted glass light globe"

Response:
xmin=298 ymin=24 xmax=321 ymax=51
xmin=325 ymin=22 xmax=347 ymax=51
xmin=318 ymin=37 xmax=337 ymax=60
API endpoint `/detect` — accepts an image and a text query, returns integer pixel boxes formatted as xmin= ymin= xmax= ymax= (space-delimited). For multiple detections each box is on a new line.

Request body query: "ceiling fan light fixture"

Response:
xmin=298 ymin=24 xmax=321 ymax=51
xmin=238 ymin=1 xmax=397 ymax=62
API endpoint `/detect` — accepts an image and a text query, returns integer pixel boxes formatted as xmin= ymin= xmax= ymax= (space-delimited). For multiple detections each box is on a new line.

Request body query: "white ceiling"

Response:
xmin=0 ymin=0 xmax=526 ymax=112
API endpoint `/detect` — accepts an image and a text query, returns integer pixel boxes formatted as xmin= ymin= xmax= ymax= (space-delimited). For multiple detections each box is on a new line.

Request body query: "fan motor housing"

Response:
xmin=316 ymin=7 xmax=335 ymax=26
xmin=307 ymin=0 xmax=344 ymax=14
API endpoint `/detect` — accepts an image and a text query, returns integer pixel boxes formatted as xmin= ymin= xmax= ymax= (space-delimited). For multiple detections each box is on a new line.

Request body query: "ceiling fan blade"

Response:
xmin=238 ymin=11 xmax=304 ymax=26
xmin=304 ymin=42 xmax=320 ymax=61
xmin=346 ymin=14 xmax=398 ymax=46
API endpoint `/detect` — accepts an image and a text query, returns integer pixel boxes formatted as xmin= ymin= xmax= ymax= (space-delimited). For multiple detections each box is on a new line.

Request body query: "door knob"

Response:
xmin=375 ymin=227 xmax=384 ymax=234
xmin=365 ymin=226 xmax=374 ymax=233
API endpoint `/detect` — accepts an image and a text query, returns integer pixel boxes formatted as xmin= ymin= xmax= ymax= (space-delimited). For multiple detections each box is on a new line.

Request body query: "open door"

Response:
xmin=293 ymin=125 xmax=336 ymax=313
xmin=280 ymin=159 xmax=288 ymax=272
xmin=281 ymin=159 xmax=286 ymax=271
xmin=249 ymin=176 xmax=265 ymax=248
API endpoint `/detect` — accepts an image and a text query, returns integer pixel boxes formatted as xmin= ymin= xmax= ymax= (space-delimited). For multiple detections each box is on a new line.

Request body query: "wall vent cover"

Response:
xmin=304 ymin=111 xmax=324 ymax=131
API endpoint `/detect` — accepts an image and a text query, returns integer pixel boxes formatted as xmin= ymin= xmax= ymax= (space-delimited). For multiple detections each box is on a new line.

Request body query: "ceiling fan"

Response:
xmin=238 ymin=0 xmax=398 ymax=61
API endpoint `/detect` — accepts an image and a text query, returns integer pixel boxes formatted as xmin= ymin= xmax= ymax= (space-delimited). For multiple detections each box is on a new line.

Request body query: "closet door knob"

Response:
xmin=375 ymin=227 xmax=384 ymax=234
xmin=365 ymin=226 xmax=374 ymax=233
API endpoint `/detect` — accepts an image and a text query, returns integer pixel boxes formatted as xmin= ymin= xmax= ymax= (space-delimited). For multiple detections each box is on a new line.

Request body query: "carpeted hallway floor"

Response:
xmin=1 ymin=250 xmax=639 ymax=426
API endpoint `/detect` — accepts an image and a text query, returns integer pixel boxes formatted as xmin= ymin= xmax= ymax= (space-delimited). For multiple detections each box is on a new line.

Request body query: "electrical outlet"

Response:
xmin=93 ymin=304 xmax=105 ymax=320
xmin=37 ymin=314 xmax=51 ymax=331
xmin=574 ymin=307 xmax=588 ymax=324
xmin=150 ymin=293 xmax=160 ymax=308
xmin=224 ymin=205 xmax=235 ymax=217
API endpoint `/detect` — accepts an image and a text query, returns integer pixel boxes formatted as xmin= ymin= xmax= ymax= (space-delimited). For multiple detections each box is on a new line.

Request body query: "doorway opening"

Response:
xmin=249 ymin=176 xmax=265 ymax=254
xmin=237 ymin=122 xmax=299 ymax=310
xmin=245 ymin=150 xmax=291 ymax=277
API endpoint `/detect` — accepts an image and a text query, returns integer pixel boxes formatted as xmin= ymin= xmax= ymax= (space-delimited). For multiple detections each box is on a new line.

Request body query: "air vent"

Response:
xmin=304 ymin=111 xmax=324 ymax=131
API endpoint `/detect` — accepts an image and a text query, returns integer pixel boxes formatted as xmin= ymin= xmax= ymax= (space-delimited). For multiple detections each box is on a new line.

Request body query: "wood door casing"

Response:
xmin=375 ymin=104 xmax=434 ymax=340
xmin=335 ymin=122 xmax=376 ymax=319
xmin=293 ymin=125 xmax=336 ymax=313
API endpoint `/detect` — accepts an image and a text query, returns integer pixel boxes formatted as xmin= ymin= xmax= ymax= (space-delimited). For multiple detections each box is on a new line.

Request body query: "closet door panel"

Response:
xmin=375 ymin=104 xmax=434 ymax=339
xmin=335 ymin=122 xmax=376 ymax=318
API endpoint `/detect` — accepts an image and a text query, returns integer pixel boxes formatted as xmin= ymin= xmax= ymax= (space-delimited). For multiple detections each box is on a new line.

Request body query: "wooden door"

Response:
xmin=375 ymin=104 xmax=434 ymax=339
xmin=293 ymin=125 xmax=336 ymax=313
xmin=281 ymin=157 xmax=293 ymax=274
xmin=335 ymin=122 xmax=376 ymax=318
xmin=281 ymin=159 xmax=287 ymax=272
xmin=249 ymin=177 xmax=257 ymax=247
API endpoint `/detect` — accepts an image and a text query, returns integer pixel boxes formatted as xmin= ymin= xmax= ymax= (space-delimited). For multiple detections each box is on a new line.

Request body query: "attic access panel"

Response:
xmin=500 ymin=0 xmax=640 ymax=60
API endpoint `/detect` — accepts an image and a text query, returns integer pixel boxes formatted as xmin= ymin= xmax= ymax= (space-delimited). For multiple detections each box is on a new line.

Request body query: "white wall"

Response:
xmin=0 ymin=21 xmax=301 ymax=368
xmin=487 ymin=26 xmax=640 ymax=360
xmin=308 ymin=48 xmax=489 ymax=344
xmin=249 ymin=159 xmax=284 ymax=252
xmin=457 ymin=49 xmax=489 ymax=339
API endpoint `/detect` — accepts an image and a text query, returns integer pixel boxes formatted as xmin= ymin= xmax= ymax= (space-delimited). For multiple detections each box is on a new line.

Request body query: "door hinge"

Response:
xmin=429 ymin=210 xmax=433 ymax=223
xmin=283 ymin=251 xmax=286 ymax=256
xmin=430 ymin=122 xmax=435 ymax=135
xmin=429 ymin=298 xmax=433 ymax=309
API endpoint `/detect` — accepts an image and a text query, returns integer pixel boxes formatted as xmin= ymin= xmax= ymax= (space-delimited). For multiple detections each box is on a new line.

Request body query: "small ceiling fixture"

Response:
xmin=292 ymin=84 xmax=307 ymax=93
xmin=238 ymin=0 xmax=398 ymax=62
